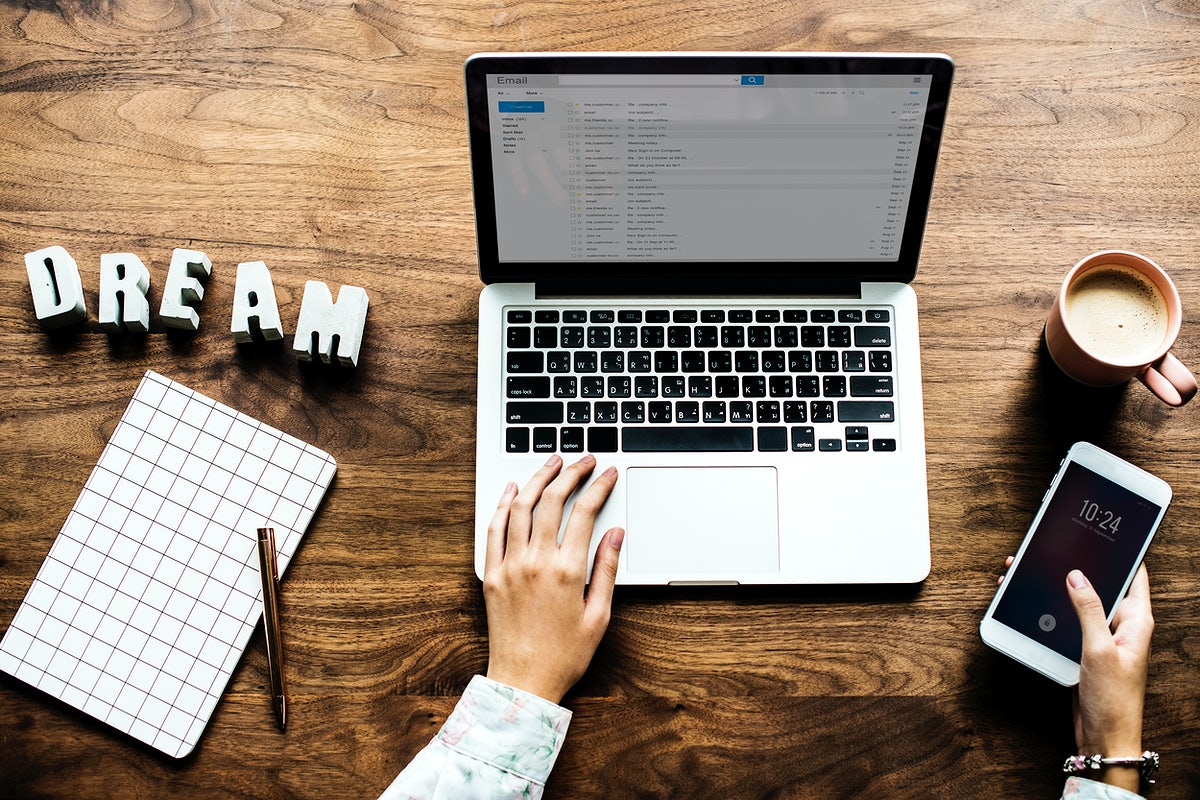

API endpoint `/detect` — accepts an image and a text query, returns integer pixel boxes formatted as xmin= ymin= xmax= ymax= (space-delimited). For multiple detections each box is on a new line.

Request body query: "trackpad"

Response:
xmin=625 ymin=467 xmax=780 ymax=576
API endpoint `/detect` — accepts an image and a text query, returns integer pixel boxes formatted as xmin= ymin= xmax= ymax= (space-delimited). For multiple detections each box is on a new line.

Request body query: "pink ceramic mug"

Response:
xmin=1045 ymin=250 xmax=1196 ymax=406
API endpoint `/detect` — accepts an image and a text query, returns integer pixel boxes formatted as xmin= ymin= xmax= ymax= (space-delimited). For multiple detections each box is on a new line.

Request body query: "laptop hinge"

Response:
xmin=533 ymin=276 xmax=864 ymax=299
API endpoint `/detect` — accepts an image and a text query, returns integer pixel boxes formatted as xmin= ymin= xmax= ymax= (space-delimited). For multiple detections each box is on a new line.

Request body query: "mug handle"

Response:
xmin=1138 ymin=352 xmax=1198 ymax=406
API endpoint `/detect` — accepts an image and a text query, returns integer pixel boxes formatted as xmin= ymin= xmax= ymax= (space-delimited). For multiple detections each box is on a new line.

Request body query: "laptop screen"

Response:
xmin=466 ymin=54 xmax=953 ymax=292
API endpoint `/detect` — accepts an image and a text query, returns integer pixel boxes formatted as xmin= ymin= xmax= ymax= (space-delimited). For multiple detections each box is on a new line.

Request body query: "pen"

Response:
xmin=256 ymin=527 xmax=288 ymax=731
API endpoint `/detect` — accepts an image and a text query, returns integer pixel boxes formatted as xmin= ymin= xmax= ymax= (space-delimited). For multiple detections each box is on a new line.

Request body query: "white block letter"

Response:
xmin=293 ymin=281 xmax=369 ymax=367
xmin=98 ymin=253 xmax=151 ymax=334
xmin=159 ymin=248 xmax=212 ymax=331
xmin=231 ymin=261 xmax=284 ymax=343
xmin=25 ymin=246 xmax=87 ymax=328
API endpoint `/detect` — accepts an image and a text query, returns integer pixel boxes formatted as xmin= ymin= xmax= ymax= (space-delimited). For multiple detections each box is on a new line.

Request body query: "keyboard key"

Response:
xmin=703 ymin=401 xmax=727 ymax=423
xmin=649 ymin=401 xmax=672 ymax=423
xmin=695 ymin=326 xmax=719 ymax=347
xmin=819 ymin=438 xmax=843 ymax=452
xmin=816 ymin=351 xmax=839 ymax=372
xmin=587 ymin=327 xmax=611 ymax=348
xmin=822 ymin=376 xmax=847 ymax=397
xmin=623 ymin=428 xmax=753 ymax=452
xmin=838 ymin=310 xmax=863 ymax=323
xmin=742 ymin=376 xmax=766 ymax=397
xmin=675 ymin=401 xmax=700 ymax=423
xmin=621 ymin=401 xmax=645 ymax=423
xmin=507 ymin=310 xmax=532 ymax=324
xmin=842 ymin=351 xmax=866 ymax=372
xmin=618 ymin=310 xmax=642 ymax=323
xmin=791 ymin=426 xmax=815 ymax=451
xmin=811 ymin=401 xmax=834 ymax=423
xmin=560 ymin=427 xmax=585 ymax=452
xmin=641 ymin=326 xmax=665 ymax=348
xmin=506 ymin=427 xmax=530 ymax=452
xmin=729 ymin=310 xmax=753 ymax=322
xmin=667 ymin=326 xmax=691 ymax=347
xmin=635 ymin=376 xmax=658 ymax=398
xmin=811 ymin=310 xmax=836 ymax=323
xmin=673 ymin=309 xmax=698 ymax=323
xmin=801 ymin=326 xmax=824 ymax=347
xmin=709 ymin=351 xmax=732 ymax=373
xmin=735 ymin=351 xmax=759 ymax=373
xmin=535 ymin=309 xmax=559 ymax=323
xmin=506 ymin=402 xmax=563 ymax=424
xmin=756 ymin=401 xmax=780 ymax=423
xmin=607 ymin=376 xmax=632 ymax=397
xmin=600 ymin=351 xmax=624 ymax=373
xmin=573 ymin=352 xmax=597 ymax=373
xmin=567 ymin=402 xmax=591 ymax=423
xmin=850 ymin=376 xmax=894 ymax=397
xmin=783 ymin=400 xmax=807 ymax=423
xmin=563 ymin=310 xmax=587 ymax=323
xmin=774 ymin=326 xmax=798 ymax=348
xmin=661 ymin=376 xmax=686 ymax=397
xmin=847 ymin=440 xmax=870 ymax=452
xmin=721 ymin=326 xmax=745 ymax=347
xmin=769 ymin=376 xmax=793 ymax=397
xmin=594 ymin=402 xmax=618 ymax=424
xmin=506 ymin=352 xmax=544 ymax=373
xmin=645 ymin=310 xmax=670 ymax=323
xmin=581 ymin=377 xmax=605 ymax=397
xmin=755 ymin=309 xmax=780 ymax=323
xmin=588 ymin=427 xmax=619 ymax=452
xmin=628 ymin=351 xmax=651 ymax=372
xmin=533 ymin=427 xmax=556 ymax=452
xmin=748 ymin=326 xmax=772 ymax=347
xmin=701 ymin=310 xmax=725 ymax=323
xmin=715 ymin=376 xmax=740 ymax=397
xmin=655 ymin=351 xmax=678 ymax=372
xmin=730 ymin=401 xmax=753 ymax=422
xmin=788 ymin=351 xmax=813 ymax=372
xmin=507 ymin=377 xmax=550 ymax=398
xmin=828 ymin=326 xmax=851 ymax=347
xmin=615 ymin=326 xmax=638 ymax=347
xmin=846 ymin=426 xmax=869 ymax=440
xmin=866 ymin=309 xmax=890 ymax=323
xmin=534 ymin=326 xmax=557 ymax=348
xmin=561 ymin=327 xmax=585 ymax=348
xmin=869 ymin=351 xmax=893 ymax=372
xmin=783 ymin=310 xmax=808 ymax=323
xmin=590 ymin=310 xmax=615 ymax=323
xmin=838 ymin=401 xmax=895 ymax=422
xmin=553 ymin=376 xmax=577 ymax=398
xmin=762 ymin=351 xmax=786 ymax=372
xmin=681 ymin=351 xmax=706 ymax=372
xmin=873 ymin=438 xmax=898 ymax=451
xmin=758 ymin=426 xmax=787 ymax=451
xmin=508 ymin=327 xmax=531 ymax=348
xmin=797 ymin=376 xmax=820 ymax=397
xmin=854 ymin=326 xmax=892 ymax=347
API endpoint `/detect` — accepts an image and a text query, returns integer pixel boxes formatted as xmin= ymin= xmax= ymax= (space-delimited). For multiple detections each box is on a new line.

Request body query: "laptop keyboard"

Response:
xmin=502 ymin=306 xmax=898 ymax=454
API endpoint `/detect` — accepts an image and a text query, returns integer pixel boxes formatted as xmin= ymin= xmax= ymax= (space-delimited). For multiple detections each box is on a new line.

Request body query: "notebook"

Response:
xmin=466 ymin=52 xmax=953 ymax=585
xmin=0 ymin=371 xmax=336 ymax=757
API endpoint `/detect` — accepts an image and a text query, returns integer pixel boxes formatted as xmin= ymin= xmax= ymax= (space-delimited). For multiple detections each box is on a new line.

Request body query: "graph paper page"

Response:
xmin=0 ymin=371 xmax=336 ymax=758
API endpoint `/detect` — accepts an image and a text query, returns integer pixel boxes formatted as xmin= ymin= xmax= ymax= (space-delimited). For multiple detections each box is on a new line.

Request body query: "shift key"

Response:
xmin=506 ymin=402 xmax=563 ymax=424
xmin=837 ymin=401 xmax=895 ymax=422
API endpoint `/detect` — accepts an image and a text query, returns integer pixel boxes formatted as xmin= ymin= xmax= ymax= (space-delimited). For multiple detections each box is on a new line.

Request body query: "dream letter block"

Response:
xmin=159 ymin=248 xmax=212 ymax=331
xmin=25 ymin=246 xmax=87 ymax=328
xmin=98 ymin=253 xmax=152 ymax=334
xmin=292 ymin=281 xmax=369 ymax=367
xmin=231 ymin=261 xmax=284 ymax=343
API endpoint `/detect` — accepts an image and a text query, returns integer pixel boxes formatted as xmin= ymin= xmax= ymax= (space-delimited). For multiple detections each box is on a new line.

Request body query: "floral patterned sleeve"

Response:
xmin=377 ymin=675 xmax=572 ymax=800
xmin=1061 ymin=776 xmax=1145 ymax=800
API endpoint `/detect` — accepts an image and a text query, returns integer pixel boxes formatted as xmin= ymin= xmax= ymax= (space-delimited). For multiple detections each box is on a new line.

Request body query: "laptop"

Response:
xmin=466 ymin=52 xmax=953 ymax=585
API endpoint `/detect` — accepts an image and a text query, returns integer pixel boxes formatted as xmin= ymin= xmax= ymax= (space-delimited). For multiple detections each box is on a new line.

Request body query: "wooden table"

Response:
xmin=2 ymin=1 xmax=1198 ymax=797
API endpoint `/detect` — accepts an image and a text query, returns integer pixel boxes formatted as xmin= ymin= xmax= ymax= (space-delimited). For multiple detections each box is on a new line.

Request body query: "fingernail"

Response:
xmin=579 ymin=454 xmax=596 ymax=467
xmin=609 ymin=527 xmax=625 ymax=550
xmin=545 ymin=454 xmax=561 ymax=468
xmin=499 ymin=481 xmax=517 ymax=501
xmin=1067 ymin=569 xmax=1088 ymax=589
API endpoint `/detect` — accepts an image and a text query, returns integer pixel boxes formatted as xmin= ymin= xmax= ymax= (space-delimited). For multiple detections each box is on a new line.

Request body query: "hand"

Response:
xmin=1067 ymin=565 xmax=1153 ymax=793
xmin=482 ymin=454 xmax=625 ymax=704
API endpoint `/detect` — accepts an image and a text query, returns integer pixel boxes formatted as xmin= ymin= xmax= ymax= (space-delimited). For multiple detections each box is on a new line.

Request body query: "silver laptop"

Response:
xmin=467 ymin=52 xmax=953 ymax=585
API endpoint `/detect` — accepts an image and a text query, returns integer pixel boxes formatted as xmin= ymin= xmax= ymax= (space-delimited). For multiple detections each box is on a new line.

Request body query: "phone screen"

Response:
xmin=993 ymin=461 xmax=1162 ymax=661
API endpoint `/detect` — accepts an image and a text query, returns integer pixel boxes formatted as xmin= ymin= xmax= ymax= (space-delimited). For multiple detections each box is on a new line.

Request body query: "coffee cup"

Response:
xmin=1045 ymin=250 xmax=1196 ymax=406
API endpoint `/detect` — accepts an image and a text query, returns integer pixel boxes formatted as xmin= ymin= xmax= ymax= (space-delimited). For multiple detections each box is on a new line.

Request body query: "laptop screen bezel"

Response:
xmin=465 ymin=52 xmax=954 ymax=294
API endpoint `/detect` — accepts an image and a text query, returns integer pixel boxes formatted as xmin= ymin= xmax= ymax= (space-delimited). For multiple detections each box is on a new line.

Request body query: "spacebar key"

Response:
xmin=622 ymin=428 xmax=754 ymax=452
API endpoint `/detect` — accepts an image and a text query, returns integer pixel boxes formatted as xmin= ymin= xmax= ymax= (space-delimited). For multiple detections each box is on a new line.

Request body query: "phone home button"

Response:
xmin=1038 ymin=614 xmax=1057 ymax=632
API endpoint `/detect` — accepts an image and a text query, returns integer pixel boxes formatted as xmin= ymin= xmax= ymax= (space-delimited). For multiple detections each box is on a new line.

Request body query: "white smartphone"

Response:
xmin=979 ymin=441 xmax=1171 ymax=686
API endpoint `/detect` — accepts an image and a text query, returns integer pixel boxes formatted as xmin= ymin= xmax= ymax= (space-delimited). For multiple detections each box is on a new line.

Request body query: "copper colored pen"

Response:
xmin=256 ymin=527 xmax=288 ymax=730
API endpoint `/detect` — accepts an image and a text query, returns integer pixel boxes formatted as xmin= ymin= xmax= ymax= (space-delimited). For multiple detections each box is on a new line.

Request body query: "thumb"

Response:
xmin=1067 ymin=569 xmax=1111 ymax=647
xmin=584 ymin=527 xmax=624 ymax=624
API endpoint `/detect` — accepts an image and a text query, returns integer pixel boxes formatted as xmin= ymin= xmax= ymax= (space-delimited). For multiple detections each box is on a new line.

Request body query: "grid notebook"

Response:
xmin=0 ymin=370 xmax=337 ymax=758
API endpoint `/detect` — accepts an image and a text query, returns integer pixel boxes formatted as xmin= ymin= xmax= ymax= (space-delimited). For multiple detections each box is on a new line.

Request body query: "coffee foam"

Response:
xmin=1065 ymin=265 xmax=1169 ymax=364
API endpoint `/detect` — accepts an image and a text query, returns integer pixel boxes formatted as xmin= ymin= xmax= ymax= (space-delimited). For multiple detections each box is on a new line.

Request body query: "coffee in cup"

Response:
xmin=1045 ymin=250 xmax=1196 ymax=406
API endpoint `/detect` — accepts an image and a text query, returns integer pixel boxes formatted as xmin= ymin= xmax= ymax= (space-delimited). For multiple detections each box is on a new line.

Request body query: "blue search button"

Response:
xmin=740 ymin=75 xmax=765 ymax=86
xmin=498 ymin=101 xmax=545 ymax=113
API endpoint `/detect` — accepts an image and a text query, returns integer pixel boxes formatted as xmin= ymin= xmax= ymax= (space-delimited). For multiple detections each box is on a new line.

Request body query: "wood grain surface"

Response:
xmin=2 ymin=0 xmax=1199 ymax=797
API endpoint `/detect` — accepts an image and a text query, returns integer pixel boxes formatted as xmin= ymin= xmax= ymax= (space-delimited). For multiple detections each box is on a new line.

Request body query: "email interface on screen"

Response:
xmin=486 ymin=72 xmax=932 ymax=263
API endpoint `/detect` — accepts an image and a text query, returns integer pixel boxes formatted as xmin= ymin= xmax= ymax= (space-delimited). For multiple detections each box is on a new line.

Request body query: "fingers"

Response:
xmin=584 ymin=526 xmax=625 ymax=627
xmin=997 ymin=555 xmax=1014 ymax=586
xmin=506 ymin=455 xmax=565 ymax=554
xmin=560 ymin=465 xmax=618 ymax=562
xmin=1111 ymin=563 xmax=1154 ymax=648
xmin=1066 ymin=569 xmax=1112 ymax=654
xmin=530 ymin=455 xmax=598 ymax=549
xmin=484 ymin=481 xmax=518 ymax=576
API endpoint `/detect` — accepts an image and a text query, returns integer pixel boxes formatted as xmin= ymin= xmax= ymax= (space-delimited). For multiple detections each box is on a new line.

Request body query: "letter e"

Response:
xmin=159 ymin=248 xmax=212 ymax=331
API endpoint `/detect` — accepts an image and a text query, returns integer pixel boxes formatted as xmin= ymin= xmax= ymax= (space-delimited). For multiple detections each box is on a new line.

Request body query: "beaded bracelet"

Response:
xmin=1063 ymin=751 xmax=1160 ymax=784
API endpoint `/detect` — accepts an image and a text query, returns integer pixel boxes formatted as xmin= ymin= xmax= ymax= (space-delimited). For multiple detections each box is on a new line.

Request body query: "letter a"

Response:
xmin=159 ymin=248 xmax=212 ymax=331
xmin=25 ymin=245 xmax=87 ymax=329
xmin=292 ymin=281 xmax=369 ymax=367
xmin=231 ymin=261 xmax=284 ymax=342
xmin=99 ymin=253 xmax=152 ymax=333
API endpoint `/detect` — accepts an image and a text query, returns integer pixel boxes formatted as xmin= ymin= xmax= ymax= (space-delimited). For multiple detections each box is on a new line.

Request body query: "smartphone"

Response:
xmin=979 ymin=441 xmax=1171 ymax=686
